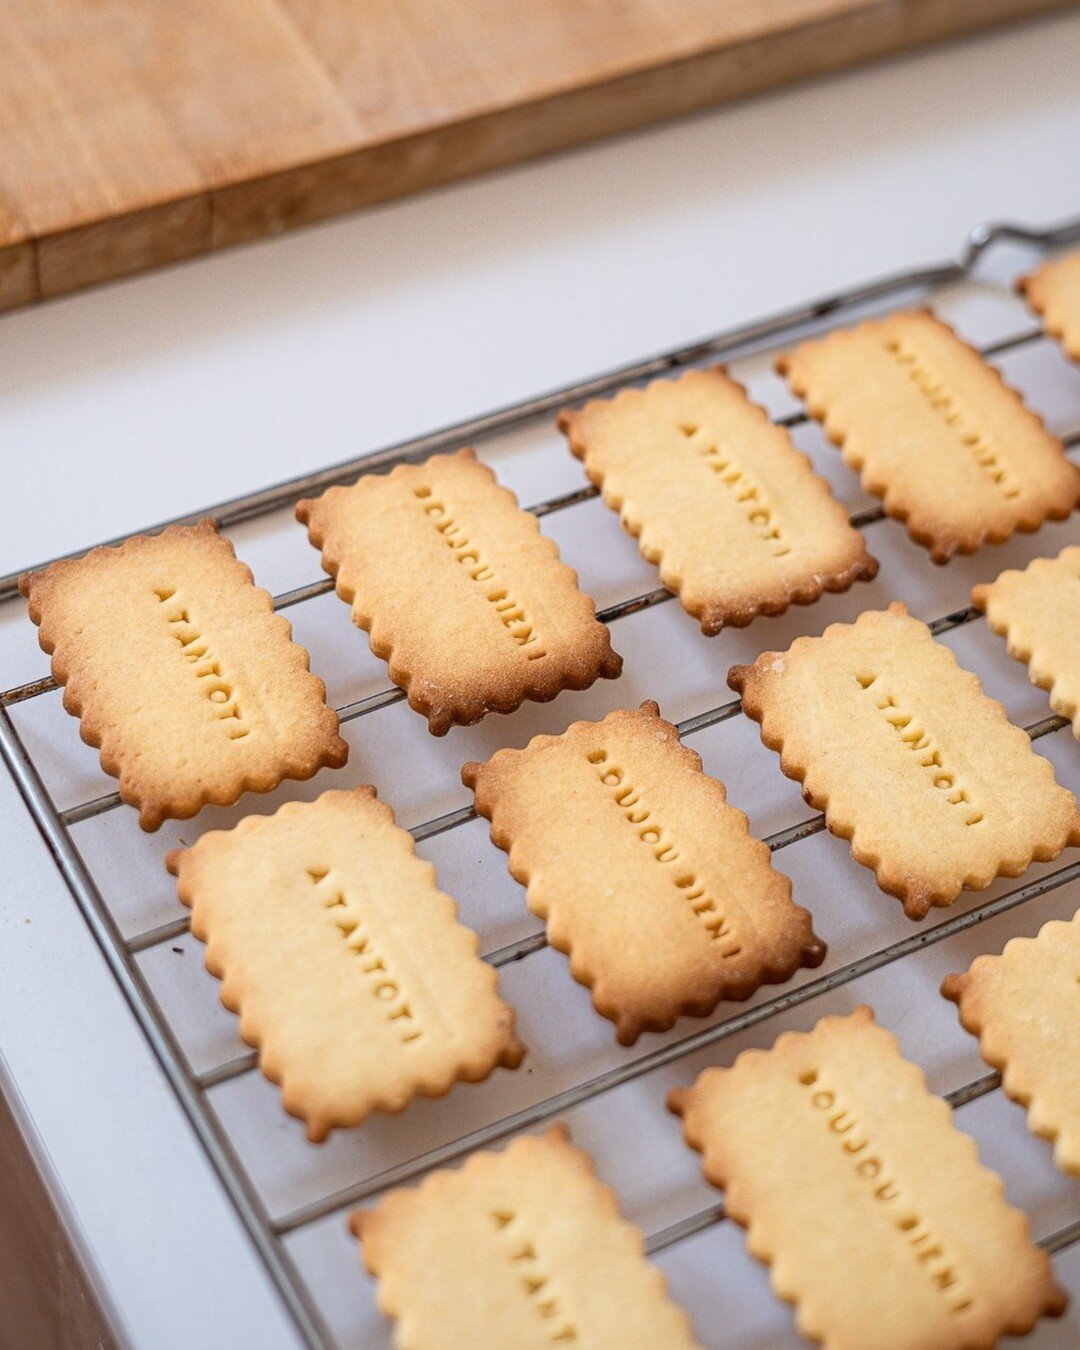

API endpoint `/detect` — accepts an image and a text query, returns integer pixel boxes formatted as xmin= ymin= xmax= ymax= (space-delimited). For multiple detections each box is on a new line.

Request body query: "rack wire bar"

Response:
xmin=1 ymin=215 xmax=1075 ymax=609
xmin=0 ymin=324 xmax=1067 ymax=717
xmin=1045 ymin=1219 xmax=1080 ymax=1257
xmin=3 ymin=216 xmax=1079 ymax=1348
xmin=271 ymin=854 xmax=1080 ymax=1235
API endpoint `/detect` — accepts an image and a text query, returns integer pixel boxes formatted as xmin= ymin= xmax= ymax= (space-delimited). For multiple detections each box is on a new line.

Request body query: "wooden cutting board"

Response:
xmin=0 ymin=0 xmax=1071 ymax=312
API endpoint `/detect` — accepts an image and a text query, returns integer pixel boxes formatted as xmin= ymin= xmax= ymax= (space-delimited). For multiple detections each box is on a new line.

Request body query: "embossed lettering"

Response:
xmin=679 ymin=424 xmax=791 ymax=557
xmin=307 ymin=867 xmax=422 ymax=1043
xmin=155 ymin=588 xmax=249 ymax=740
xmin=413 ymin=486 xmax=546 ymax=658
xmin=799 ymin=1069 xmax=974 ymax=1314
xmin=490 ymin=1209 xmax=579 ymax=1342
xmin=886 ymin=339 xmax=1020 ymax=500
xmin=587 ymin=747 xmax=741 ymax=955
xmin=855 ymin=674 xmax=984 ymax=825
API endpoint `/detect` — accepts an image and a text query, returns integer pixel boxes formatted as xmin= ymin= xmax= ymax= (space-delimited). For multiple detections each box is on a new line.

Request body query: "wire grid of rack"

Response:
xmin=3 ymin=217 xmax=1080 ymax=1348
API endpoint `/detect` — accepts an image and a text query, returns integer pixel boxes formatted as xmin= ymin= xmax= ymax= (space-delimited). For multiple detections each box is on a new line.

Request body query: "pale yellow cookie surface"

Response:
xmin=1021 ymin=250 xmax=1080 ymax=363
xmin=779 ymin=310 xmax=1079 ymax=562
xmin=297 ymin=447 xmax=621 ymax=735
xmin=670 ymin=1006 xmax=1066 ymax=1350
xmin=352 ymin=1126 xmax=700 ymax=1350
xmin=943 ymin=912 xmax=1080 ymax=1176
xmin=973 ymin=546 xmax=1080 ymax=736
xmin=730 ymin=603 xmax=1080 ymax=918
xmin=168 ymin=787 xmax=524 ymax=1141
xmin=558 ymin=367 xmax=876 ymax=634
xmin=19 ymin=520 xmax=348 ymax=830
xmin=464 ymin=700 xmax=825 ymax=1045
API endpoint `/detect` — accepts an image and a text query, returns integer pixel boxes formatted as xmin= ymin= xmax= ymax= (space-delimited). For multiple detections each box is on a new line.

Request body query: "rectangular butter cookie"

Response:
xmin=729 ymin=602 xmax=1080 ymax=919
xmin=669 ymin=1006 xmax=1066 ymax=1350
xmin=463 ymin=700 xmax=825 ymax=1045
xmin=19 ymin=520 xmax=348 ymax=830
xmin=972 ymin=547 xmax=1080 ymax=736
xmin=778 ymin=310 xmax=1080 ymax=562
xmin=167 ymin=787 xmax=524 ymax=1141
xmin=557 ymin=367 xmax=877 ymax=634
xmin=297 ymin=447 xmax=621 ymax=735
xmin=1019 ymin=250 xmax=1080 ymax=363
xmin=351 ymin=1125 xmax=700 ymax=1349
xmin=943 ymin=910 xmax=1080 ymax=1177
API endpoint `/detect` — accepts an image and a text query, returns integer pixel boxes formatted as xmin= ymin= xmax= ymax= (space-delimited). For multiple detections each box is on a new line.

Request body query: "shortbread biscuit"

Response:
xmin=1020 ymin=250 xmax=1080 ymax=363
xmin=730 ymin=603 xmax=1080 ymax=919
xmin=778 ymin=310 xmax=1080 ymax=562
xmin=19 ymin=521 xmax=348 ymax=830
xmin=943 ymin=911 xmax=1080 ymax=1176
xmin=669 ymin=1006 xmax=1066 ymax=1350
xmin=297 ymin=448 xmax=621 ymax=735
xmin=972 ymin=547 xmax=1080 ymax=737
xmin=557 ymin=367 xmax=877 ymax=634
xmin=167 ymin=787 xmax=523 ymax=1141
xmin=352 ymin=1125 xmax=700 ymax=1349
xmin=463 ymin=700 xmax=825 ymax=1045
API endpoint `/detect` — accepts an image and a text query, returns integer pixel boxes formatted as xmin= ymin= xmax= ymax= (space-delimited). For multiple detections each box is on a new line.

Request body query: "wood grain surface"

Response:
xmin=0 ymin=0 xmax=1073 ymax=309
xmin=0 ymin=1087 xmax=116 ymax=1349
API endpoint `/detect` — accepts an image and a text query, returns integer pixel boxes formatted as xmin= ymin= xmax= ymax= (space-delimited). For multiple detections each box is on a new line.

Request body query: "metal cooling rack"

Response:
xmin=3 ymin=217 xmax=1080 ymax=1348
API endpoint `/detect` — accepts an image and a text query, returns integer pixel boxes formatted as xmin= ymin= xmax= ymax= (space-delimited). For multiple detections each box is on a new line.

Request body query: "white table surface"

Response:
xmin=2 ymin=12 xmax=1080 ymax=1347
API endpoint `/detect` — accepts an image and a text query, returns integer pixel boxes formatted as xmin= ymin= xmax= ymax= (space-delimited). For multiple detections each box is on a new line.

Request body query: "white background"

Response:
xmin=2 ymin=11 xmax=1080 ymax=1347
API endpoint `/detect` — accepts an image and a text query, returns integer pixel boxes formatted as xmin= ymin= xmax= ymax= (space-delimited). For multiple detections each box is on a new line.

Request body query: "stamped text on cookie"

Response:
xmin=465 ymin=701 xmax=824 ymax=1045
xmin=489 ymin=1206 xmax=577 ymax=1341
xmin=351 ymin=1127 xmax=700 ymax=1349
xmin=731 ymin=603 xmax=1080 ymax=919
xmin=670 ymin=1007 xmax=1066 ymax=1350
xmin=559 ymin=367 xmax=875 ymax=633
xmin=169 ymin=788 xmax=523 ymax=1141
xmin=297 ymin=448 xmax=620 ymax=734
xmin=685 ymin=424 xmax=792 ymax=558
xmin=884 ymin=333 xmax=1021 ymax=501
xmin=307 ymin=865 xmax=425 ymax=1044
xmin=154 ymin=586 xmax=250 ymax=740
xmin=797 ymin=1067 xmax=973 ymax=1313
xmin=854 ymin=674 xmax=984 ymax=826
xmin=19 ymin=520 xmax=347 ymax=830
xmin=778 ymin=309 xmax=1080 ymax=562
xmin=412 ymin=482 xmax=545 ymax=658
xmin=587 ymin=745 xmax=741 ymax=956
